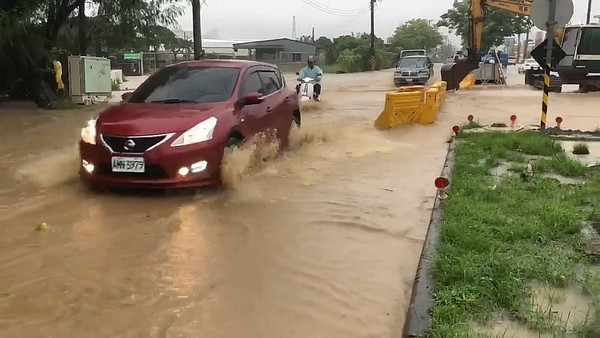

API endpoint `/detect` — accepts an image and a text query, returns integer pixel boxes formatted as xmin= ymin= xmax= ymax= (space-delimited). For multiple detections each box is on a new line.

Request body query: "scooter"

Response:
xmin=295 ymin=72 xmax=319 ymax=103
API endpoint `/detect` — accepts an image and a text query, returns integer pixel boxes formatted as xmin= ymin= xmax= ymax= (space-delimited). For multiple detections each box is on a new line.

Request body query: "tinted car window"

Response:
xmin=258 ymin=71 xmax=281 ymax=95
xmin=129 ymin=66 xmax=240 ymax=104
xmin=240 ymin=71 xmax=263 ymax=96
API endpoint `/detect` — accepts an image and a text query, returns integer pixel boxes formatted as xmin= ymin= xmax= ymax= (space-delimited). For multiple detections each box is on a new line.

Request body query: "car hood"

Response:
xmin=395 ymin=67 xmax=427 ymax=73
xmin=97 ymin=102 xmax=229 ymax=136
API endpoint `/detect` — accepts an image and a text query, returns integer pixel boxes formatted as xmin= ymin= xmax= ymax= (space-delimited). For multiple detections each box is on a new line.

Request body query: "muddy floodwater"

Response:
xmin=1 ymin=67 xmax=599 ymax=337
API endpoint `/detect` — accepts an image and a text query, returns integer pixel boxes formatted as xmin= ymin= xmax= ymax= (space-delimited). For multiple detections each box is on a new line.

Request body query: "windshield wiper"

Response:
xmin=151 ymin=98 xmax=191 ymax=104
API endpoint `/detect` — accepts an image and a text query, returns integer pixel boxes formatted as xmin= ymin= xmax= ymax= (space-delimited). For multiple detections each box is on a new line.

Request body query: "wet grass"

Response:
xmin=461 ymin=121 xmax=483 ymax=130
xmin=429 ymin=131 xmax=600 ymax=337
xmin=573 ymin=143 xmax=591 ymax=155
xmin=49 ymin=96 xmax=78 ymax=110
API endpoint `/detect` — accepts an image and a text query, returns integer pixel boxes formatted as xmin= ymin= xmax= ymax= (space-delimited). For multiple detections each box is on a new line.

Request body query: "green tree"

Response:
xmin=141 ymin=25 xmax=177 ymax=52
xmin=438 ymin=0 xmax=532 ymax=51
xmin=165 ymin=37 xmax=193 ymax=60
xmin=391 ymin=19 xmax=443 ymax=52
xmin=0 ymin=0 xmax=185 ymax=108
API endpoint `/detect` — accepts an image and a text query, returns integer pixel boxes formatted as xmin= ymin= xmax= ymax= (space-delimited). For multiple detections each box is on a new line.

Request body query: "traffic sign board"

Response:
xmin=530 ymin=38 xmax=566 ymax=69
xmin=531 ymin=0 xmax=574 ymax=31
xmin=123 ymin=53 xmax=141 ymax=60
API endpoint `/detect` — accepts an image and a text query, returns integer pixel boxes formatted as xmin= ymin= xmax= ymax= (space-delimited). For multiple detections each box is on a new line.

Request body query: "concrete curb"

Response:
xmin=402 ymin=140 xmax=457 ymax=337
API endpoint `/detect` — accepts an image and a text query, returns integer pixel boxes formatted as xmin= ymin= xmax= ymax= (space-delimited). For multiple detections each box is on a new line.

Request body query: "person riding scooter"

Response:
xmin=296 ymin=56 xmax=323 ymax=101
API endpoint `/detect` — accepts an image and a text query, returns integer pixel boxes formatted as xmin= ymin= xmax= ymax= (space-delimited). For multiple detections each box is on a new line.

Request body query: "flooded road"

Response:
xmin=1 ymin=68 xmax=598 ymax=337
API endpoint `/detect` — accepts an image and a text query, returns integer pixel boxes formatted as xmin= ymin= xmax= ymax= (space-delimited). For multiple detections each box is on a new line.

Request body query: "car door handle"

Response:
xmin=266 ymin=107 xmax=272 ymax=112
xmin=285 ymin=97 xmax=290 ymax=103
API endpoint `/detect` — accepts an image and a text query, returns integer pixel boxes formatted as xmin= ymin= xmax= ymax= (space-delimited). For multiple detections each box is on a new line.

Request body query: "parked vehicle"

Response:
xmin=508 ymin=56 xmax=517 ymax=65
xmin=393 ymin=55 xmax=433 ymax=86
xmin=79 ymin=60 xmax=301 ymax=189
xmin=518 ymin=58 xmax=541 ymax=74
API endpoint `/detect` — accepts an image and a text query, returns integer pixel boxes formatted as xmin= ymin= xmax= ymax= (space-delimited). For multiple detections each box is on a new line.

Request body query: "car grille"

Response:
xmin=101 ymin=134 xmax=169 ymax=153
xmin=401 ymin=71 xmax=418 ymax=76
xmin=97 ymin=164 xmax=169 ymax=179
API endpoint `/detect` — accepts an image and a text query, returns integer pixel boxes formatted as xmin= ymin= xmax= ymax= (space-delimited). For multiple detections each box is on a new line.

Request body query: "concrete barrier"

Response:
xmin=374 ymin=81 xmax=447 ymax=130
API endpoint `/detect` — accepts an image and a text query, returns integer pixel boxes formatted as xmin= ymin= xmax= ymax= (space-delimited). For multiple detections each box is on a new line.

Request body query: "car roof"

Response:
xmin=170 ymin=59 xmax=278 ymax=70
xmin=402 ymin=55 xmax=428 ymax=59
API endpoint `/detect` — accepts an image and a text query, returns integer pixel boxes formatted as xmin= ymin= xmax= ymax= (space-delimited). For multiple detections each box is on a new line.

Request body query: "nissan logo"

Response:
xmin=124 ymin=139 xmax=136 ymax=150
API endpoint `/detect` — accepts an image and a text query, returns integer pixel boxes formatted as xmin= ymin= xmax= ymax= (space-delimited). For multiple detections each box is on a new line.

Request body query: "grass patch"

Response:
xmin=48 ymin=96 xmax=78 ymax=110
xmin=111 ymin=79 xmax=121 ymax=91
xmin=429 ymin=131 xmax=599 ymax=337
xmin=573 ymin=143 xmax=591 ymax=155
xmin=462 ymin=121 xmax=483 ymax=130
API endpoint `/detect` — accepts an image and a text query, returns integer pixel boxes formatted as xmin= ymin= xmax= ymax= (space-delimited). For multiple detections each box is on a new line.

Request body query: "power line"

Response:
xmin=320 ymin=4 xmax=377 ymax=33
xmin=301 ymin=0 xmax=371 ymax=16
xmin=303 ymin=0 xmax=370 ymax=14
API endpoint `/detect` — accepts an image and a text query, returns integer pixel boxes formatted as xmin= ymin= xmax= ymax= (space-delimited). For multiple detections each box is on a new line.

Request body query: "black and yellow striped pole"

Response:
xmin=539 ymin=0 xmax=557 ymax=133
xmin=370 ymin=0 xmax=376 ymax=71
xmin=540 ymin=62 xmax=550 ymax=130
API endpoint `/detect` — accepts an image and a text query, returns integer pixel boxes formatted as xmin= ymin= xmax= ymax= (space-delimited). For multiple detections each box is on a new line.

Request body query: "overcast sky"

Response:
xmin=174 ymin=0 xmax=600 ymax=44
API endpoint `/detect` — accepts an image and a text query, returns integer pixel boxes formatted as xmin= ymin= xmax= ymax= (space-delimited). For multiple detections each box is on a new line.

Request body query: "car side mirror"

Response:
xmin=239 ymin=92 xmax=263 ymax=106
xmin=295 ymin=72 xmax=300 ymax=75
xmin=428 ymin=63 xmax=433 ymax=69
xmin=121 ymin=92 xmax=132 ymax=101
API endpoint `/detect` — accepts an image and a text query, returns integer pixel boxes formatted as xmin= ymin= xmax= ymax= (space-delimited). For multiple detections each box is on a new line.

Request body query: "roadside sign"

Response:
xmin=530 ymin=38 xmax=567 ymax=69
xmin=123 ymin=53 xmax=141 ymax=60
xmin=531 ymin=0 xmax=574 ymax=31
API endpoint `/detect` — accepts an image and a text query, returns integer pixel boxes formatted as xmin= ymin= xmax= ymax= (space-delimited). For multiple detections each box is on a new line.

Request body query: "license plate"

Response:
xmin=111 ymin=156 xmax=145 ymax=173
xmin=406 ymin=78 xmax=413 ymax=82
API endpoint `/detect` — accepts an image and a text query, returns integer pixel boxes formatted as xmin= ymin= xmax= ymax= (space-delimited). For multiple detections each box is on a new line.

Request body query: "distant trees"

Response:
xmin=390 ymin=19 xmax=443 ymax=52
xmin=438 ymin=0 xmax=532 ymax=51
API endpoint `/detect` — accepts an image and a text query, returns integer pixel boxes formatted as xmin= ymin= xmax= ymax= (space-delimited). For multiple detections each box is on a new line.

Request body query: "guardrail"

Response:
xmin=374 ymin=81 xmax=447 ymax=130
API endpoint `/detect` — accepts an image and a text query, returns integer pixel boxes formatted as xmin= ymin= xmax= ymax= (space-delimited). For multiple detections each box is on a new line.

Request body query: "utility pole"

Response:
xmin=192 ymin=0 xmax=202 ymax=60
xmin=516 ymin=34 xmax=521 ymax=63
xmin=370 ymin=0 xmax=376 ymax=71
xmin=523 ymin=30 xmax=530 ymax=62
xmin=587 ymin=0 xmax=593 ymax=24
xmin=311 ymin=27 xmax=315 ymax=44
xmin=292 ymin=16 xmax=297 ymax=40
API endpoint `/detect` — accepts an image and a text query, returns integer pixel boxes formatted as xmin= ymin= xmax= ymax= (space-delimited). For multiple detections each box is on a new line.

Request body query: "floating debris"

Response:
xmin=35 ymin=222 xmax=49 ymax=231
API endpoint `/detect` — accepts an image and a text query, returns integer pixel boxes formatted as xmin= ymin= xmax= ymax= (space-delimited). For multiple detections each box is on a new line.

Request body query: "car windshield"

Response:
xmin=526 ymin=59 xmax=536 ymax=63
xmin=128 ymin=66 xmax=240 ymax=104
xmin=399 ymin=57 xmax=427 ymax=68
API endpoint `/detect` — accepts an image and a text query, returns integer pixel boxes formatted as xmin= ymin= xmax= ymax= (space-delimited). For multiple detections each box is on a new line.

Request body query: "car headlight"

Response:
xmin=81 ymin=118 xmax=97 ymax=145
xmin=171 ymin=117 xmax=217 ymax=147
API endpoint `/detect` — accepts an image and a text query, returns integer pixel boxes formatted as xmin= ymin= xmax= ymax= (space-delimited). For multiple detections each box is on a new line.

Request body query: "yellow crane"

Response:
xmin=441 ymin=0 xmax=564 ymax=90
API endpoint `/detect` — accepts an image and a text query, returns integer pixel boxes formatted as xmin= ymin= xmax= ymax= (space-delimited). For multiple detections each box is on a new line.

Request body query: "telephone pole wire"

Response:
xmin=370 ymin=0 xmax=376 ymax=71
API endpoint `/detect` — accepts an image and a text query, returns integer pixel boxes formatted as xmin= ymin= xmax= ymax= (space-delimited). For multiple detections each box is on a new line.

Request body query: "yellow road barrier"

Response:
xmin=374 ymin=81 xmax=447 ymax=130
xmin=459 ymin=74 xmax=475 ymax=89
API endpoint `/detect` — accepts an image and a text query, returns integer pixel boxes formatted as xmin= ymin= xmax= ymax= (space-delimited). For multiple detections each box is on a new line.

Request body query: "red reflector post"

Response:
xmin=467 ymin=115 xmax=474 ymax=122
xmin=556 ymin=116 xmax=563 ymax=128
xmin=452 ymin=125 xmax=460 ymax=134
xmin=435 ymin=176 xmax=449 ymax=200
xmin=435 ymin=177 xmax=449 ymax=188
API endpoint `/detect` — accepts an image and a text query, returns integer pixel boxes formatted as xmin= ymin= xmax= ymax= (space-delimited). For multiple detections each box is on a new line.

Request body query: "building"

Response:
xmin=232 ymin=38 xmax=317 ymax=64
xmin=170 ymin=29 xmax=252 ymax=58
xmin=534 ymin=31 xmax=544 ymax=46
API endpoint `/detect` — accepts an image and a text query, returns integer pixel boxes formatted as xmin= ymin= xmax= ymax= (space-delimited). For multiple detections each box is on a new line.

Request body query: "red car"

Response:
xmin=79 ymin=60 xmax=301 ymax=189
